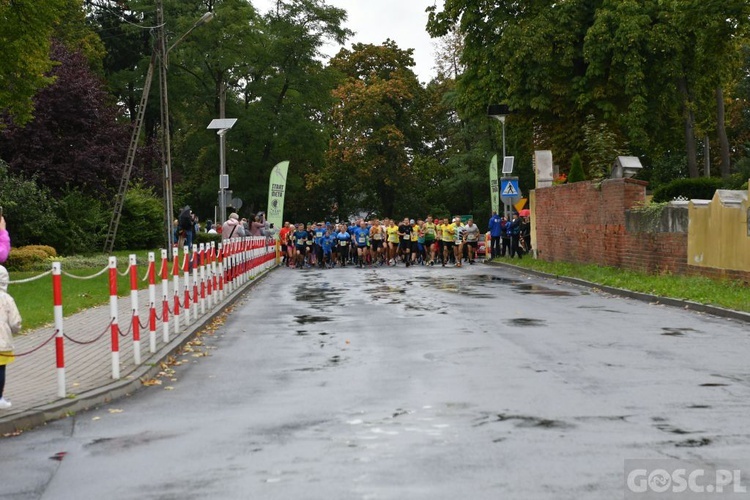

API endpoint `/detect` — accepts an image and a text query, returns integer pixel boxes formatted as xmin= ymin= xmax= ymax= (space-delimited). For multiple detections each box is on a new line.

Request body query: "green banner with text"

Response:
xmin=489 ymin=154 xmax=500 ymax=215
xmin=266 ymin=161 xmax=289 ymax=236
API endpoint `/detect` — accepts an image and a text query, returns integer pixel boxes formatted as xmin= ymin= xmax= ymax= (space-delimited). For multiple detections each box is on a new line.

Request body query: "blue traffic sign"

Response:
xmin=500 ymin=178 xmax=520 ymax=199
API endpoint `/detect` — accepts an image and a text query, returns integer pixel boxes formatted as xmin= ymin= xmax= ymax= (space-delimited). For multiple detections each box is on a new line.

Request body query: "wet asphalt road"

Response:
xmin=1 ymin=263 xmax=749 ymax=499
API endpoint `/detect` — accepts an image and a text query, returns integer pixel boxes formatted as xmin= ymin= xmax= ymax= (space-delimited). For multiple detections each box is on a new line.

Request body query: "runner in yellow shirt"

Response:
xmin=386 ymin=219 xmax=400 ymax=265
xmin=410 ymin=219 xmax=419 ymax=265
xmin=441 ymin=219 xmax=455 ymax=267
xmin=423 ymin=216 xmax=437 ymax=265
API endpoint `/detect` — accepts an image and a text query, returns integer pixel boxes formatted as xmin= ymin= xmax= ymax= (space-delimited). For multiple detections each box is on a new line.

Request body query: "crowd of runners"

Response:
xmin=277 ymin=216 xmax=490 ymax=269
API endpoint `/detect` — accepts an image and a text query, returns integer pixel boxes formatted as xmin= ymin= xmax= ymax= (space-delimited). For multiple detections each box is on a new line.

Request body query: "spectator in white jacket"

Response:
xmin=0 ymin=265 xmax=22 ymax=409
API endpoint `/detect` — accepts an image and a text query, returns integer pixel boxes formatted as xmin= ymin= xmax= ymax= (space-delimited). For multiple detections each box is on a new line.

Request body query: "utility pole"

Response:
xmin=104 ymin=5 xmax=213 ymax=254
xmin=156 ymin=0 xmax=175 ymax=252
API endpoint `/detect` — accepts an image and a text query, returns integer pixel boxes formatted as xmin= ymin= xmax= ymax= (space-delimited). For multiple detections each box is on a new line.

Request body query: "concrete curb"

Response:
xmin=0 ymin=269 xmax=276 ymax=436
xmin=487 ymin=260 xmax=750 ymax=324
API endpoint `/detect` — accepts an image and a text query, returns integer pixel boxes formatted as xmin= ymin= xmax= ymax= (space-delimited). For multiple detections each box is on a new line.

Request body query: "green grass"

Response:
xmin=491 ymin=256 xmax=750 ymax=313
xmin=8 ymin=249 xmax=171 ymax=331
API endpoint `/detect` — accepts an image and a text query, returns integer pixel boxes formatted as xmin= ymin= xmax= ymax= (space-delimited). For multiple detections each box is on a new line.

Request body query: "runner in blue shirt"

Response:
xmin=292 ymin=224 xmax=308 ymax=268
xmin=336 ymin=225 xmax=351 ymax=267
xmin=352 ymin=220 xmax=370 ymax=268
xmin=313 ymin=222 xmax=326 ymax=268
xmin=321 ymin=228 xmax=334 ymax=268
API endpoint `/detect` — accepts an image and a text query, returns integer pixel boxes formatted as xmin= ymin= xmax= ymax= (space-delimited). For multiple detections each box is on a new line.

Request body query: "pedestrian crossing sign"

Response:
xmin=500 ymin=178 xmax=520 ymax=199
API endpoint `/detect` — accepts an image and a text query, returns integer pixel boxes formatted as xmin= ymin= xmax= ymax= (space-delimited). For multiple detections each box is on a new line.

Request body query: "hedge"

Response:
xmin=6 ymin=247 xmax=49 ymax=271
xmin=652 ymin=177 xmax=725 ymax=203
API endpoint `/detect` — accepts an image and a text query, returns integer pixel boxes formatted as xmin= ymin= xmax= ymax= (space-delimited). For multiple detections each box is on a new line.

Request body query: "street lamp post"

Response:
xmin=207 ymin=119 xmax=238 ymax=225
xmin=156 ymin=0 xmax=214 ymax=251
xmin=488 ymin=104 xmax=511 ymax=218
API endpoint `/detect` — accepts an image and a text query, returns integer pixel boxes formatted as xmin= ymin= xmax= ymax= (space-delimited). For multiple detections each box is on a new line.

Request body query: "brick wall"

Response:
xmin=535 ymin=179 xmax=750 ymax=283
xmin=533 ymin=179 xmax=750 ymax=282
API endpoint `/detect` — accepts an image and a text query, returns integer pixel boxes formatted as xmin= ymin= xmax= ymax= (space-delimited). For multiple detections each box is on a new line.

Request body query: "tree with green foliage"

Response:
xmin=0 ymin=0 xmax=69 ymax=125
xmin=568 ymin=153 xmax=586 ymax=183
xmin=162 ymin=0 xmax=350 ymax=220
xmin=427 ymin=0 xmax=750 ymax=184
xmin=313 ymin=41 xmax=423 ymax=218
xmin=582 ymin=115 xmax=628 ymax=179
xmin=0 ymin=42 xmax=130 ymax=196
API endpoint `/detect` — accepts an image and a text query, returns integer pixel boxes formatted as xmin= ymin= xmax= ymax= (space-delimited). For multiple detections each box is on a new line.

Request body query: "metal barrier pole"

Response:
xmin=217 ymin=242 xmax=225 ymax=302
xmin=172 ymin=247 xmax=181 ymax=334
xmin=109 ymin=257 xmax=120 ymax=379
xmin=147 ymin=252 xmax=157 ymax=353
xmin=199 ymin=243 xmax=206 ymax=315
xmin=129 ymin=254 xmax=142 ymax=365
xmin=182 ymin=246 xmax=191 ymax=325
xmin=160 ymin=249 xmax=170 ymax=344
xmin=52 ymin=262 xmax=65 ymax=398
xmin=191 ymin=244 xmax=199 ymax=321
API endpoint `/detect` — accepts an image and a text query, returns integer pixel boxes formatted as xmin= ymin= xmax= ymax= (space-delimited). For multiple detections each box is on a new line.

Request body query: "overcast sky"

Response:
xmin=253 ymin=0 xmax=444 ymax=83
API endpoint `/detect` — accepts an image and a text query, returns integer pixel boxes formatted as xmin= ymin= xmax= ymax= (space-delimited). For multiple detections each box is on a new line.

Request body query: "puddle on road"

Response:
xmin=655 ymin=423 xmax=693 ymax=435
xmin=472 ymin=274 xmax=522 ymax=286
xmin=85 ymin=431 xmax=177 ymax=454
xmin=294 ymin=315 xmax=331 ymax=325
xmin=514 ymin=284 xmax=575 ymax=296
xmin=675 ymin=437 xmax=712 ymax=448
xmin=699 ymin=383 xmax=729 ymax=387
xmin=495 ymin=413 xmax=574 ymax=429
xmin=367 ymin=285 xmax=406 ymax=295
xmin=295 ymin=283 xmax=343 ymax=306
xmin=505 ymin=318 xmax=547 ymax=327
xmin=686 ymin=405 xmax=711 ymax=409
xmin=473 ymin=412 xmax=573 ymax=430
xmin=661 ymin=327 xmax=699 ymax=337
xmin=577 ymin=305 xmax=625 ymax=314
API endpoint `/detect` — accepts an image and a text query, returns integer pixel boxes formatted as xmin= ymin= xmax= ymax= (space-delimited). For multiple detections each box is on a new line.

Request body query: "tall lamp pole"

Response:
xmin=488 ymin=104 xmax=511 ymax=218
xmin=156 ymin=1 xmax=214 ymax=251
xmin=207 ymin=118 xmax=238 ymax=225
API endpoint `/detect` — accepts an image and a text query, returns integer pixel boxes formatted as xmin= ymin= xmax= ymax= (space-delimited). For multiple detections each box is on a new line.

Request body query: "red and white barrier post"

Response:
xmin=209 ymin=242 xmax=217 ymax=308
xmin=129 ymin=254 xmax=141 ymax=365
xmin=52 ymin=262 xmax=65 ymax=398
xmin=225 ymin=240 xmax=233 ymax=295
xmin=147 ymin=252 xmax=157 ymax=353
xmin=199 ymin=243 xmax=206 ymax=315
xmin=241 ymin=238 xmax=248 ymax=284
xmin=191 ymin=244 xmax=199 ymax=321
xmin=160 ymin=249 xmax=170 ymax=344
xmin=249 ymin=238 xmax=256 ymax=279
xmin=217 ymin=242 xmax=225 ymax=302
xmin=182 ymin=246 xmax=191 ymax=326
xmin=109 ymin=257 xmax=120 ymax=379
xmin=172 ymin=247 xmax=181 ymax=334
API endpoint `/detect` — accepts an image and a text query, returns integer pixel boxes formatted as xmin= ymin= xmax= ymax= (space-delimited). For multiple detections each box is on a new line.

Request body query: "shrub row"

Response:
xmin=5 ymin=245 xmax=57 ymax=272
xmin=652 ymin=177 xmax=727 ymax=203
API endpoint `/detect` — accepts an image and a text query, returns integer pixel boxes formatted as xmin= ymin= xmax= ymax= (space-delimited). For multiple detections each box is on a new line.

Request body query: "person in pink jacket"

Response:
xmin=0 ymin=216 xmax=9 ymax=264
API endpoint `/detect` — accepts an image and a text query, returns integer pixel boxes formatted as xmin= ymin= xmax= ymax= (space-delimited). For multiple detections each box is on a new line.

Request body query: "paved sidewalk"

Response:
xmin=0 ymin=269 xmax=273 ymax=435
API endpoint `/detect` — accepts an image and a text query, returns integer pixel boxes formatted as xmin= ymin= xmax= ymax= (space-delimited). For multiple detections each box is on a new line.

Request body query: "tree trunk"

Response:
xmin=716 ymin=86 xmax=731 ymax=180
xmin=703 ymin=136 xmax=710 ymax=177
xmin=214 ymin=72 xmax=224 ymax=118
xmin=678 ymin=77 xmax=698 ymax=178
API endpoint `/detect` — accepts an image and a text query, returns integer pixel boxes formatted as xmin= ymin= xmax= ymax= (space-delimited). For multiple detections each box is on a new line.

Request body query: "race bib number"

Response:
xmin=339 ymin=241 xmax=348 ymax=246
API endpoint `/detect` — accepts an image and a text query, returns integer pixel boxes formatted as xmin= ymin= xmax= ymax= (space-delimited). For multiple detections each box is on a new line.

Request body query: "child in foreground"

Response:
xmin=0 ymin=265 xmax=21 ymax=409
